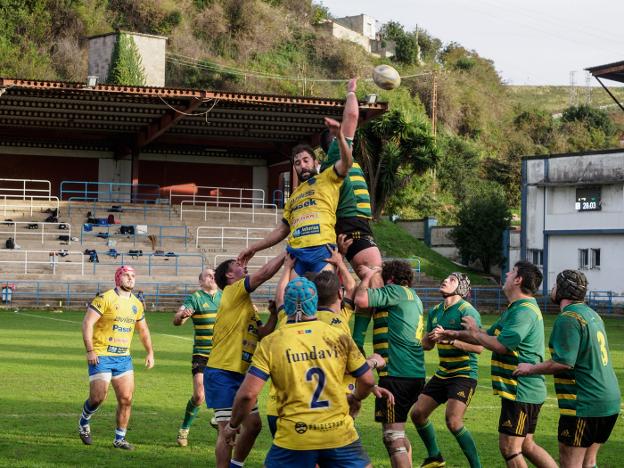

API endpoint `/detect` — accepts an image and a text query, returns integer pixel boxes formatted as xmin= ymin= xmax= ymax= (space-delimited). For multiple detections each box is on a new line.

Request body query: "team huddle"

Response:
xmin=76 ymin=79 xmax=620 ymax=468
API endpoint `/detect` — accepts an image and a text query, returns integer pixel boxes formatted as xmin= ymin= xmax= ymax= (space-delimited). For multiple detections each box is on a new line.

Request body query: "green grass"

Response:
xmin=372 ymin=220 xmax=492 ymax=285
xmin=1 ymin=309 xmax=622 ymax=467
xmin=508 ymin=85 xmax=624 ymax=115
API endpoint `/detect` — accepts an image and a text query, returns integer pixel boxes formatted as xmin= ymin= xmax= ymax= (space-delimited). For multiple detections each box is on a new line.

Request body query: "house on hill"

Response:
xmin=316 ymin=13 xmax=395 ymax=58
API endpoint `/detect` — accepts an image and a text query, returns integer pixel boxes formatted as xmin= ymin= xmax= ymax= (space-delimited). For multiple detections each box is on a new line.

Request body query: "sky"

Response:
xmin=318 ymin=0 xmax=624 ymax=86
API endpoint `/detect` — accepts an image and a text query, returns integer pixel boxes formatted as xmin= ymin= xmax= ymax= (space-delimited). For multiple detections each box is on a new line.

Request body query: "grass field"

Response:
xmin=1 ymin=309 xmax=622 ymax=467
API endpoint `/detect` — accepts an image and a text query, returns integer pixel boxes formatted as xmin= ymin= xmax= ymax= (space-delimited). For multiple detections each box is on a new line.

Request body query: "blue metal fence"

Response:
xmin=60 ymin=181 xmax=161 ymax=203
xmin=85 ymin=252 xmax=203 ymax=276
xmin=67 ymin=198 xmax=174 ymax=220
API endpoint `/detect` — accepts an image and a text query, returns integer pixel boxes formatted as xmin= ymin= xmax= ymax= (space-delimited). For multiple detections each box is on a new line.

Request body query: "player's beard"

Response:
xmin=297 ymin=168 xmax=317 ymax=182
xmin=119 ymin=283 xmax=134 ymax=292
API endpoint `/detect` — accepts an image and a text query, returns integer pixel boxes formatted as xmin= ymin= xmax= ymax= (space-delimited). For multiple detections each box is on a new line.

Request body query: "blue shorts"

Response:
xmin=287 ymin=244 xmax=336 ymax=276
xmin=265 ymin=439 xmax=370 ymax=468
xmin=88 ymin=355 xmax=133 ymax=382
xmin=204 ymin=368 xmax=244 ymax=409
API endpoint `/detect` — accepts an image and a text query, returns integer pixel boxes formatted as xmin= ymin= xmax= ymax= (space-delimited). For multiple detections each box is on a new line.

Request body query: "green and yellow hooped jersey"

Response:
xmin=182 ymin=289 xmax=222 ymax=357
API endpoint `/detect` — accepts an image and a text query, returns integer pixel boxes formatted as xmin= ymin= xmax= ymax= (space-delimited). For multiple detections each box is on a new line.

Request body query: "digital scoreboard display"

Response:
xmin=575 ymin=186 xmax=601 ymax=211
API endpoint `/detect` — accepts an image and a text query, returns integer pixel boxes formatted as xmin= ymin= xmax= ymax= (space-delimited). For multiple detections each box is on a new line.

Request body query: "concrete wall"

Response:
xmin=396 ymin=219 xmax=425 ymax=239
xmin=317 ymin=20 xmax=371 ymax=52
xmin=252 ymin=166 xmax=269 ymax=204
xmin=88 ymin=32 xmax=167 ymax=87
xmin=334 ymin=14 xmax=377 ymax=40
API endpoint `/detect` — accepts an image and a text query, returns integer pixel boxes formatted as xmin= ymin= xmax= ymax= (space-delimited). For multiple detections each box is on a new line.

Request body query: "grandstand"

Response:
xmin=0 ymin=178 xmax=286 ymax=309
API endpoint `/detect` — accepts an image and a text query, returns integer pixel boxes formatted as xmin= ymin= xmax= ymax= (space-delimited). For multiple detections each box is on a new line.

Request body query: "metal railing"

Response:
xmin=180 ymin=200 xmax=279 ymax=223
xmin=86 ymin=251 xmax=204 ymax=276
xmin=0 ymin=249 xmax=85 ymax=275
xmin=169 ymin=186 xmax=264 ymax=207
xmin=588 ymin=290 xmax=624 ymax=314
xmin=67 ymin=199 xmax=174 ymax=220
xmin=0 ymin=194 xmax=60 ymax=216
xmin=196 ymin=226 xmax=274 ymax=249
xmin=0 ymin=221 xmax=72 ymax=245
xmin=60 ymin=181 xmax=161 ymax=203
xmin=0 ymin=178 xmax=52 ymax=199
xmin=81 ymin=224 xmax=189 ymax=247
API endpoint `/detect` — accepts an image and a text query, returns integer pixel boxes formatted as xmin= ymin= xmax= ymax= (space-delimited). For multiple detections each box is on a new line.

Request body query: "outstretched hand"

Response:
xmin=237 ymin=247 xmax=255 ymax=266
xmin=347 ymin=78 xmax=358 ymax=94
xmin=323 ymin=117 xmax=341 ymax=137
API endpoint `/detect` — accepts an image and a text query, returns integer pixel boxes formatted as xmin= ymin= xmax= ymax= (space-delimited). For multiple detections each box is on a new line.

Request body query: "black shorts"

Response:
xmin=335 ymin=217 xmax=377 ymax=262
xmin=558 ymin=414 xmax=619 ymax=448
xmin=421 ymin=375 xmax=477 ymax=406
xmin=375 ymin=376 xmax=424 ymax=424
xmin=498 ymin=398 xmax=543 ymax=437
xmin=191 ymin=355 xmax=208 ymax=376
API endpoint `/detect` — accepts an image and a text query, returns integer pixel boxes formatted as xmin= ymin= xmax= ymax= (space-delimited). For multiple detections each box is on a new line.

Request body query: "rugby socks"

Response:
xmin=416 ymin=421 xmax=441 ymax=458
xmin=181 ymin=397 xmax=201 ymax=430
xmin=79 ymin=399 xmax=99 ymax=427
xmin=229 ymin=460 xmax=244 ymax=467
xmin=115 ymin=428 xmax=127 ymax=442
xmin=452 ymin=426 xmax=481 ymax=468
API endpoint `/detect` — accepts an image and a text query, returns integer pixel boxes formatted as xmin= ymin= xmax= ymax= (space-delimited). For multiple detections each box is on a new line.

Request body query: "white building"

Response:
xmin=521 ymin=149 xmax=624 ymax=295
xmin=316 ymin=14 xmax=395 ymax=58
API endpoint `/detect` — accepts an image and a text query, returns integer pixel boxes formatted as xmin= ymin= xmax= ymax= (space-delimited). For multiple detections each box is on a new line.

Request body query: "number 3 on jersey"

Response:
xmin=596 ymin=331 xmax=609 ymax=366
xmin=306 ymin=367 xmax=329 ymax=408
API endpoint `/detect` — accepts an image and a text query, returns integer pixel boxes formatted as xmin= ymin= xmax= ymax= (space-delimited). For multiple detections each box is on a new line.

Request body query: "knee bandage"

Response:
xmin=383 ymin=430 xmax=408 ymax=455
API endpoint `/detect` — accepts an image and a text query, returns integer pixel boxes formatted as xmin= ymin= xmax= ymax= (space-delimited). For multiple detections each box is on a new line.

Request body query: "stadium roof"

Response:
xmin=585 ymin=61 xmax=624 ymax=113
xmin=0 ymin=78 xmax=387 ymax=162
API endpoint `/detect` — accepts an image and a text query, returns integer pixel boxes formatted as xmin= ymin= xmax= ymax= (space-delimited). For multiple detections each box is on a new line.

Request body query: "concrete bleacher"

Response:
xmin=1 ymin=197 xmax=285 ymax=308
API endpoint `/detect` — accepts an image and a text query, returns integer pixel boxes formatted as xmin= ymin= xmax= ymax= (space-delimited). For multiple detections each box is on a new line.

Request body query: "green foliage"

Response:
xmin=436 ymin=135 xmax=481 ymax=203
xmin=379 ymin=21 xmax=420 ymax=65
xmin=561 ymin=104 xmax=616 ymax=137
xmin=107 ymin=34 xmax=147 ymax=86
xmin=450 ymin=183 xmax=512 ymax=274
xmin=355 ymin=108 xmax=438 ymax=219
xmin=310 ymin=2 xmax=330 ymax=25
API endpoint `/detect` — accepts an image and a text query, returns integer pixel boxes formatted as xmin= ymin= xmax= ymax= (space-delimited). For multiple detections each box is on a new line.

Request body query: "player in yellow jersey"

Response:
xmin=77 ymin=266 xmax=154 ymax=450
xmin=206 ymin=253 xmax=285 ymax=468
xmin=237 ymin=107 xmax=354 ymax=277
xmin=224 ymin=277 xmax=377 ymax=467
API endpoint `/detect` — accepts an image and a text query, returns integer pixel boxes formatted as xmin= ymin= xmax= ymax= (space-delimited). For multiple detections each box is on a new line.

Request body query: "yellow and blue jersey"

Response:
xmin=207 ymin=277 xmax=261 ymax=375
xmin=250 ymin=319 xmax=368 ymax=450
xmin=89 ymin=289 xmax=144 ymax=356
xmin=282 ymin=166 xmax=343 ymax=249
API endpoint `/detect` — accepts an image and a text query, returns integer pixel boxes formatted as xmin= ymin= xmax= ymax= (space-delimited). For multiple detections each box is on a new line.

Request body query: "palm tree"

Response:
xmin=355 ymin=109 xmax=438 ymax=219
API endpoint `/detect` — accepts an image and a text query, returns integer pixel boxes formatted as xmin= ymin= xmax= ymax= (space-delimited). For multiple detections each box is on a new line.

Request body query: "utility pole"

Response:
xmin=569 ymin=71 xmax=577 ymax=106
xmin=431 ymin=72 xmax=438 ymax=138
xmin=585 ymin=71 xmax=592 ymax=105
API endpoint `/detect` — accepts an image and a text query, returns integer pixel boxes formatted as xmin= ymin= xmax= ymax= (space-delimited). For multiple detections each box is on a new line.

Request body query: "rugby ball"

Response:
xmin=372 ymin=65 xmax=401 ymax=90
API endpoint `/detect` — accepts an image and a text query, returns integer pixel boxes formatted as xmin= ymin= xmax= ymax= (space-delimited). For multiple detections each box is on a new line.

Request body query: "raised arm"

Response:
xmin=354 ymin=265 xmax=381 ymax=308
xmin=324 ymin=242 xmax=356 ymax=299
xmin=342 ymin=78 xmax=359 ymax=139
xmin=237 ymin=222 xmax=289 ymax=266
xmin=275 ymin=254 xmax=296 ymax=309
xmin=324 ymin=117 xmax=353 ymax=177
xmin=247 ymin=251 xmax=286 ymax=291
xmin=173 ymin=304 xmax=193 ymax=326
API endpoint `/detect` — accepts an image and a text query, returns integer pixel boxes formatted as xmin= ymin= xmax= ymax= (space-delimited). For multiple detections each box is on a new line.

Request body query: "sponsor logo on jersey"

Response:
xmin=132 ymin=305 xmax=138 ymax=314
xmin=293 ymin=224 xmax=320 ymax=238
xmin=291 ymin=199 xmax=317 ymax=212
xmin=295 ymin=422 xmax=308 ymax=434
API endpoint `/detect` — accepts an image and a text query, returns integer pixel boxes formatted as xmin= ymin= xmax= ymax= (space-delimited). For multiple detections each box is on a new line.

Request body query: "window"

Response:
xmin=579 ymin=248 xmax=601 ymax=270
xmin=528 ymin=249 xmax=543 ymax=267
xmin=590 ymin=249 xmax=601 ymax=269
xmin=578 ymin=249 xmax=589 ymax=269
xmin=575 ymin=186 xmax=601 ymax=211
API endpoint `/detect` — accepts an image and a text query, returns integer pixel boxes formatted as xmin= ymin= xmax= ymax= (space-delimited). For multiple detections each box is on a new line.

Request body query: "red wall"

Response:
xmin=139 ymin=160 xmax=253 ymax=189
xmin=1 ymin=154 xmax=99 ymax=196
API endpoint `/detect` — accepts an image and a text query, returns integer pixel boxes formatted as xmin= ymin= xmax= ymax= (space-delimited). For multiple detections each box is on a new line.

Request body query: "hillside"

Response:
xmin=508 ymin=85 xmax=624 ymax=115
xmin=1 ymin=0 xmax=622 ymax=231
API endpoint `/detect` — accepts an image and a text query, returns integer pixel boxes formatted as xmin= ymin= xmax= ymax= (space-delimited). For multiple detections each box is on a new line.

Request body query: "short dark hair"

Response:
xmin=319 ymin=129 xmax=332 ymax=154
xmin=313 ymin=271 xmax=340 ymax=307
xmin=291 ymin=144 xmax=316 ymax=163
xmin=382 ymin=260 xmax=414 ymax=287
xmin=215 ymin=259 xmax=235 ymax=290
xmin=514 ymin=261 xmax=543 ymax=295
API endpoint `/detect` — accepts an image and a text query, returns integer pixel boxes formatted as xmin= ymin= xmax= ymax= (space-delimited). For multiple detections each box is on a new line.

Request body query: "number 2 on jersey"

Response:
xmin=306 ymin=367 xmax=329 ymax=408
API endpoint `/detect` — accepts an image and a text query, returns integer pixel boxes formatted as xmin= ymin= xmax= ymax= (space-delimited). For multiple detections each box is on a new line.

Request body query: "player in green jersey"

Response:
xmin=173 ymin=268 xmax=222 ymax=446
xmin=411 ymin=273 xmax=483 ymax=468
xmin=514 ymin=270 xmax=621 ymax=468
xmin=437 ymin=261 xmax=557 ymax=468
xmin=354 ymin=260 xmax=425 ymax=468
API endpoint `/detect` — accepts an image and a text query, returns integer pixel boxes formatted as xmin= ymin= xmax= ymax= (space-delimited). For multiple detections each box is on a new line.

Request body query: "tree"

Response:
xmin=107 ymin=33 xmax=146 ymax=86
xmin=379 ymin=21 xmax=420 ymax=65
xmin=449 ymin=183 xmax=511 ymax=274
xmin=354 ymin=109 xmax=438 ymax=219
